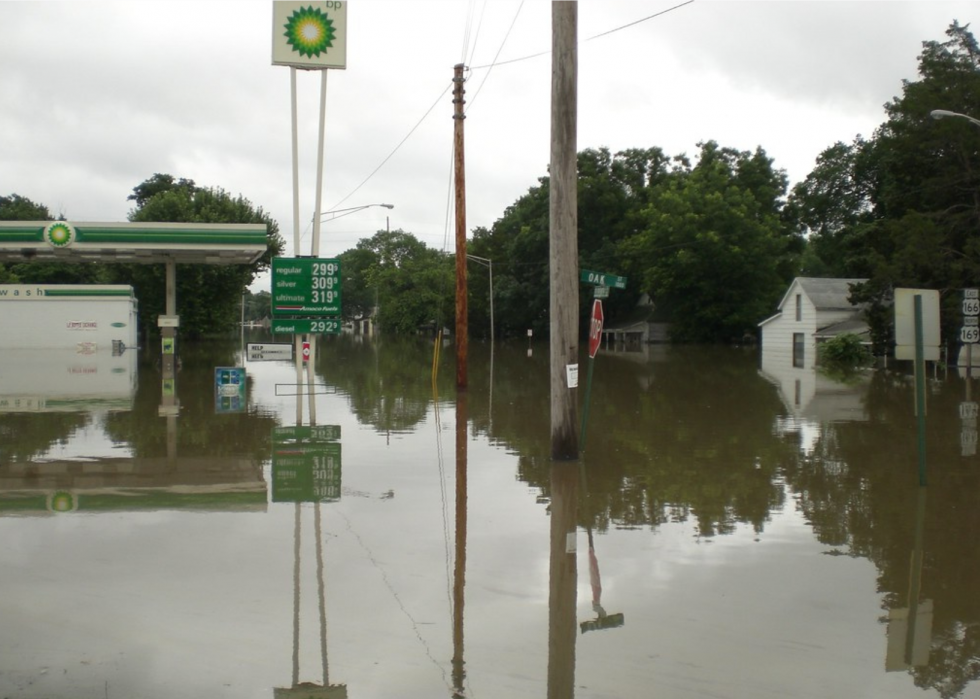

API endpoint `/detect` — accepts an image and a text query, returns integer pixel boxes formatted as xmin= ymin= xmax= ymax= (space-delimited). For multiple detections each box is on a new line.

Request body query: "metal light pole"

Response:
xmin=318 ymin=203 xmax=394 ymax=225
xmin=466 ymin=254 xmax=493 ymax=345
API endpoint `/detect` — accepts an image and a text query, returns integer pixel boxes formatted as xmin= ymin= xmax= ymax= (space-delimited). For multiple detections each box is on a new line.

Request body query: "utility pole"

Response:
xmin=549 ymin=2 xmax=579 ymax=460
xmin=453 ymin=63 xmax=468 ymax=390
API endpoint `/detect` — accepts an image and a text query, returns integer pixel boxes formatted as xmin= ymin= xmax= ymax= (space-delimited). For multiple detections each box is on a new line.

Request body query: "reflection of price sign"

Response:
xmin=960 ymin=402 xmax=978 ymax=420
xmin=961 ymin=325 xmax=980 ymax=344
xmin=962 ymin=428 xmax=978 ymax=457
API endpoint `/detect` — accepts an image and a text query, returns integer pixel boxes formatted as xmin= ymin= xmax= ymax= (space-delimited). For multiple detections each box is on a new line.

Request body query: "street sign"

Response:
xmin=961 ymin=326 xmax=980 ymax=344
xmin=580 ymin=269 xmax=627 ymax=290
xmin=964 ymin=289 xmax=980 ymax=316
xmin=273 ymin=425 xmax=341 ymax=442
xmin=271 ymin=318 xmax=341 ymax=335
xmin=588 ymin=299 xmax=604 ymax=358
xmin=272 ymin=257 xmax=342 ymax=317
xmin=214 ymin=367 xmax=246 ymax=413
xmin=246 ymin=343 xmax=293 ymax=361
xmin=271 ymin=442 xmax=342 ymax=503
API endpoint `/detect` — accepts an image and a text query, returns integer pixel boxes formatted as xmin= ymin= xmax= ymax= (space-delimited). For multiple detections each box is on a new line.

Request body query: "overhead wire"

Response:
xmin=325 ymin=80 xmax=454 ymax=215
xmin=327 ymin=1 xmax=695 ymax=222
xmin=468 ymin=0 xmax=694 ymax=71
xmin=465 ymin=0 xmax=525 ymax=115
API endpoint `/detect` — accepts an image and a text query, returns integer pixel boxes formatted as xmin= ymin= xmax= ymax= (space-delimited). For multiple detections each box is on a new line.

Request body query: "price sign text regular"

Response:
xmin=272 ymin=258 xmax=342 ymax=317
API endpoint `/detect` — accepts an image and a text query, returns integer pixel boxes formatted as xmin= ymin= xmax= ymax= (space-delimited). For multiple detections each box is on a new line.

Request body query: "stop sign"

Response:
xmin=588 ymin=300 xmax=604 ymax=358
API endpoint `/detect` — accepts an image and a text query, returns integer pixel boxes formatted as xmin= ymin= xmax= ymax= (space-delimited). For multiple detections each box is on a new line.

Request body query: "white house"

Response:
xmin=758 ymin=277 xmax=868 ymax=371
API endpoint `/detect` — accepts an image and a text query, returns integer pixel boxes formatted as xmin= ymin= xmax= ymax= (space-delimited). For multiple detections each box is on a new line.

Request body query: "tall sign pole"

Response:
xmin=453 ymin=63 xmax=468 ymax=389
xmin=549 ymin=2 xmax=579 ymax=460
xmin=272 ymin=1 xmax=348 ymax=258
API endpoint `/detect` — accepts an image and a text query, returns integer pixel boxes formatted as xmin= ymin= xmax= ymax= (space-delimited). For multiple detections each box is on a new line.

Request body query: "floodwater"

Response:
xmin=1 ymin=333 xmax=979 ymax=699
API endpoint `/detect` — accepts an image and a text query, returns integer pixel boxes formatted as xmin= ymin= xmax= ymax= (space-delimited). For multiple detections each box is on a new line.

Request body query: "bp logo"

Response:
xmin=44 ymin=221 xmax=76 ymax=248
xmin=283 ymin=5 xmax=336 ymax=58
xmin=48 ymin=491 xmax=78 ymax=513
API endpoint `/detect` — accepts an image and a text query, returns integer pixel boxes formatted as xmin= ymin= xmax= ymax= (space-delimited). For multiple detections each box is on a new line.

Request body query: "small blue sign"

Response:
xmin=215 ymin=367 xmax=247 ymax=414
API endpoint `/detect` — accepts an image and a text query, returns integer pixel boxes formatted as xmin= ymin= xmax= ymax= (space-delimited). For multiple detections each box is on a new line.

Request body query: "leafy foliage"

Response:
xmin=339 ymin=229 xmax=453 ymax=334
xmin=818 ymin=333 xmax=873 ymax=368
xmin=115 ymin=174 xmax=285 ymax=339
xmin=789 ymin=21 xmax=980 ymax=353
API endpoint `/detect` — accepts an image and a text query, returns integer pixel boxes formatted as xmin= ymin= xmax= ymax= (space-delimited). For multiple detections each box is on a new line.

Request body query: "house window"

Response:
xmin=793 ymin=333 xmax=805 ymax=368
xmin=795 ymin=294 xmax=802 ymax=321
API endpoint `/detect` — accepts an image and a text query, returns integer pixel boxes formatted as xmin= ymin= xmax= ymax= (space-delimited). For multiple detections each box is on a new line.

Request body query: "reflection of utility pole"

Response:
xmin=452 ymin=389 xmax=468 ymax=697
xmin=547 ymin=463 xmax=578 ymax=699
xmin=885 ymin=488 xmax=932 ymax=672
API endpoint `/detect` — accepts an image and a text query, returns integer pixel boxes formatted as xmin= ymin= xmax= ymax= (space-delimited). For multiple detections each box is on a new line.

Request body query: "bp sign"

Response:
xmin=272 ymin=257 xmax=342 ymax=317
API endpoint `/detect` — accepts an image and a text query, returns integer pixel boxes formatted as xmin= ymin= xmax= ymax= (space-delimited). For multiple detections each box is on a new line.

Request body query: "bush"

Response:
xmin=818 ymin=333 xmax=873 ymax=369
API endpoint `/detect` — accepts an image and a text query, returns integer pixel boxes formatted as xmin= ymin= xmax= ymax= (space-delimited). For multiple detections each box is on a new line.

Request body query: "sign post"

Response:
xmin=580 ymin=299 xmax=604 ymax=452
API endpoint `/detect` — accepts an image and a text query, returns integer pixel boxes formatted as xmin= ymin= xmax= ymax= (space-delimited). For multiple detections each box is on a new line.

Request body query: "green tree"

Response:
xmin=111 ymin=174 xmax=285 ymax=338
xmin=789 ymin=21 xmax=980 ymax=353
xmin=340 ymin=229 xmax=453 ymax=335
xmin=619 ymin=141 xmax=798 ymax=343
xmin=0 ymin=193 xmax=51 ymax=221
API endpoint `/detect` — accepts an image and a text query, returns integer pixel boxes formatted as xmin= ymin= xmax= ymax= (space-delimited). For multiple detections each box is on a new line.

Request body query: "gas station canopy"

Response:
xmin=0 ymin=221 xmax=268 ymax=265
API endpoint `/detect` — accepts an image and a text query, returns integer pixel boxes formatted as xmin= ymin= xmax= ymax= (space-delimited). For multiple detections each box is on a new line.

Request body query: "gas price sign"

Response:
xmin=272 ymin=257 xmax=342 ymax=317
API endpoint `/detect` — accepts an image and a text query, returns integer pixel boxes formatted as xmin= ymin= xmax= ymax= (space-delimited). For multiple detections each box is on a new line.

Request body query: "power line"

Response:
xmin=328 ymin=2 xmax=694 ymax=225
xmin=466 ymin=0 xmax=525 ymax=114
xmin=468 ymin=0 xmax=694 ymax=71
xmin=326 ymin=80 xmax=454 ymax=214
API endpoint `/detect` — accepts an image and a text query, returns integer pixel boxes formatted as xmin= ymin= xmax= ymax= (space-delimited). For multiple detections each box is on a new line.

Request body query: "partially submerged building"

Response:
xmin=758 ymin=277 xmax=868 ymax=371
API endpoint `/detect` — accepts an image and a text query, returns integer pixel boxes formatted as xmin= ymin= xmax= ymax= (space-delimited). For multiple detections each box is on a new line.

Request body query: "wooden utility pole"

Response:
xmin=549 ymin=2 xmax=579 ymax=460
xmin=453 ymin=63 xmax=468 ymax=389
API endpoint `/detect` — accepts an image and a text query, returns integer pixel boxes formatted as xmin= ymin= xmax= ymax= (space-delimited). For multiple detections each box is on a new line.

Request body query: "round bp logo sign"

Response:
xmin=44 ymin=221 xmax=76 ymax=248
xmin=48 ymin=491 xmax=78 ymax=513
xmin=283 ymin=5 xmax=336 ymax=58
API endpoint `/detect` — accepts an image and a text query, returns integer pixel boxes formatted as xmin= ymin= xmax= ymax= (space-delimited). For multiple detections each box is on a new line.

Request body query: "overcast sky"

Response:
xmin=1 ymin=1 xmax=976 ymax=284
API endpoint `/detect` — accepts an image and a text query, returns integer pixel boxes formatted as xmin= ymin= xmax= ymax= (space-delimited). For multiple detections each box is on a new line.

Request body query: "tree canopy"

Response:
xmin=788 ymin=20 xmax=980 ymax=353
xmin=339 ymin=229 xmax=453 ymax=334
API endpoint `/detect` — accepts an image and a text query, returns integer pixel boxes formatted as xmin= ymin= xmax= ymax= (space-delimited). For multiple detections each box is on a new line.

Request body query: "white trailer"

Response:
xmin=0 ymin=284 xmax=138 ymax=350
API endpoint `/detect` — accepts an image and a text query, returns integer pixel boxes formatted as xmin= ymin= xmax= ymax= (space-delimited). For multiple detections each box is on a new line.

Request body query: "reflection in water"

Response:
xmin=0 ymin=341 xmax=274 ymax=514
xmin=548 ymin=462 xmax=578 ymax=699
xmin=887 ymin=488 xmax=932 ymax=672
xmin=452 ymin=388 xmax=468 ymax=698
xmin=4 ymin=335 xmax=980 ymax=697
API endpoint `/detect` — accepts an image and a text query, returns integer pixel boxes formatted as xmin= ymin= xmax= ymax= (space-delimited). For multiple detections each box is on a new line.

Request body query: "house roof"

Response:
xmin=815 ymin=317 xmax=870 ymax=340
xmin=777 ymin=277 xmax=868 ymax=312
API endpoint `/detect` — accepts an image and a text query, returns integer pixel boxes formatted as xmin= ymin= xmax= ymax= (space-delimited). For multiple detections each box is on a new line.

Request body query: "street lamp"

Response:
xmin=318 ymin=203 xmax=394 ymax=223
xmin=930 ymin=109 xmax=980 ymax=128
xmin=466 ymin=254 xmax=494 ymax=344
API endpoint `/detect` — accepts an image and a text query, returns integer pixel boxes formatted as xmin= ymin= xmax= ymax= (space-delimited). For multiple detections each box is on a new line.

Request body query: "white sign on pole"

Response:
xmin=272 ymin=2 xmax=348 ymax=69
xmin=894 ymin=288 xmax=941 ymax=361
xmin=247 ymin=343 xmax=294 ymax=362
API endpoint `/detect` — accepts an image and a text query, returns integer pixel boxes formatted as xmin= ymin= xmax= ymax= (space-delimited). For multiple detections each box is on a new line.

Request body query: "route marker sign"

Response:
xmin=272 ymin=257 xmax=342 ymax=317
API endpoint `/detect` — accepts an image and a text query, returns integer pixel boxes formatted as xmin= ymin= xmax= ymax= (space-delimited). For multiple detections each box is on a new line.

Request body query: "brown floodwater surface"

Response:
xmin=0 ymin=334 xmax=978 ymax=698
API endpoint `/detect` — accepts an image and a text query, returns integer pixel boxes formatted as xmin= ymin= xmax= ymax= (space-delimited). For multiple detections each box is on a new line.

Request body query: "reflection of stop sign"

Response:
xmin=588 ymin=300 xmax=604 ymax=358
xmin=302 ymin=341 xmax=311 ymax=362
